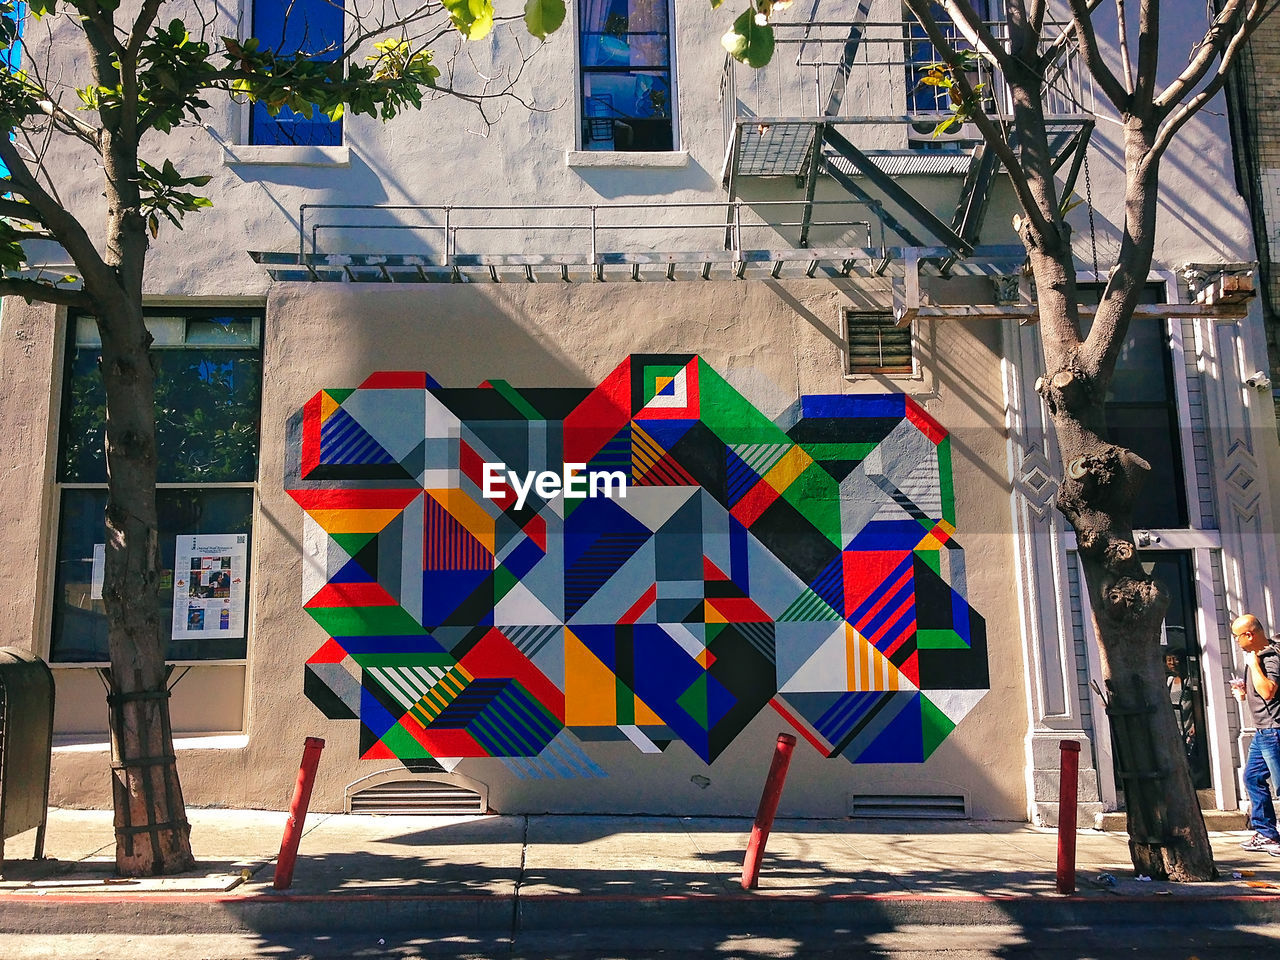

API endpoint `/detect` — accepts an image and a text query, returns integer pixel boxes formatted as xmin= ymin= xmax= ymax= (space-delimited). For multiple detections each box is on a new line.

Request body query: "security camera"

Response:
xmin=1135 ymin=531 xmax=1161 ymax=546
xmin=1245 ymin=371 xmax=1273 ymax=391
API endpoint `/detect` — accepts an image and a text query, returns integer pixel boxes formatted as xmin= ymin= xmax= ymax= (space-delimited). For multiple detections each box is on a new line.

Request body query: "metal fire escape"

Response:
xmin=247 ymin=10 xmax=1252 ymax=319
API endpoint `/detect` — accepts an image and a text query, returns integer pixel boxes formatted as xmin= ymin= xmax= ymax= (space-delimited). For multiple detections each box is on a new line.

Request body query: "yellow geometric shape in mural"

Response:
xmin=306 ymin=507 xmax=407 ymax=535
xmin=426 ymin=488 xmax=495 ymax=555
xmin=845 ymin=622 xmax=916 ymax=692
xmin=564 ymin=628 xmax=617 ymax=725
xmin=763 ymin=445 xmax=814 ymax=494
xmin=320 ymin=390 xmax=341 ymax=423
xmin=634 ymin=694 xmax=662 ymax=726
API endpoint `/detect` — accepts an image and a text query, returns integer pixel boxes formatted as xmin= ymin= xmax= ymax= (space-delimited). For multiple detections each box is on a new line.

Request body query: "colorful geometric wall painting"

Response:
xmin=287 ymin=355 xmax=989 ymax=772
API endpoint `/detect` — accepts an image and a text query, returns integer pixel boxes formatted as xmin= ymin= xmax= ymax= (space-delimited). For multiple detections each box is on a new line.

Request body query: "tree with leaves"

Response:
xmin=0 ymin=0 xmax=565 ymax=876
xmin=718 ymin=0 xmax=1270 ymax=880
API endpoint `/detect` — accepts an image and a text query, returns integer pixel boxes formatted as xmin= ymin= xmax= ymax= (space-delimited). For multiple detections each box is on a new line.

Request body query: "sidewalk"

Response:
xmin=3 ymin=808 xmax=1280 ymax=936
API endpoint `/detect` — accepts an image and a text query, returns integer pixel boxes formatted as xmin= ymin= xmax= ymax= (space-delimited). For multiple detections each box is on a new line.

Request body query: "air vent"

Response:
xmin=349 ymin=779 xmax=485 ymax=815
xmin=848 ymin=794 xmax=968 ymax=819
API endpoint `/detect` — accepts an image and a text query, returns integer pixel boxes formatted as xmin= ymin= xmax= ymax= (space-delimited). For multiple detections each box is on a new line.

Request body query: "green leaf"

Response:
xmin=721 ymin=8 xmax=774 ymax=68
xmin=523 ymin=0 xmax=566 ymax=39
xmin=443 ymin=0 xmax=495 ymax=41
xmin=26 ymin=0 xmax=54 ymax=17
xmin=709 ymin=0 xmax=726 ymax=7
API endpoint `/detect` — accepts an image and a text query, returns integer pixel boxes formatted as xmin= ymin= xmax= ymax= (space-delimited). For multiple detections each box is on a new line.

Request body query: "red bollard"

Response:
xmin=1056 ymin=739 xmax=1080 ymax=895
xmin=273 ymin=737 xmax=325 ymax=890
xmin=741 ymin=733 xmax=797 ymax=890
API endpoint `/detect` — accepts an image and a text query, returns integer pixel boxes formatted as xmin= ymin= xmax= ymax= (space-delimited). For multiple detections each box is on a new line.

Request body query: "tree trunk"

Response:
xmin=95 ymin=285 xmax=194 ymax=877
xmin=1037 ymin=279 xmax=1216 ymax=882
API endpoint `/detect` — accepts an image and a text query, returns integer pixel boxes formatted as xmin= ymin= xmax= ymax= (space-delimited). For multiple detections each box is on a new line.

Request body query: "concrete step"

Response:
xmin=1094 ymin=809 xmax=1248 ymax=832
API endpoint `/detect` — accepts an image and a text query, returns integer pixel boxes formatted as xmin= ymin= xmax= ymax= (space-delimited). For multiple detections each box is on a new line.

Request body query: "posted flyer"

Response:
xmin=171 ymin=533 xmax=248 ymax=639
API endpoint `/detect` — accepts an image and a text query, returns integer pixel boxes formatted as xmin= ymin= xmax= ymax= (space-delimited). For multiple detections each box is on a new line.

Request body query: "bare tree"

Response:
xmin=0 ymin=0 xmax=560 ymax=876
xmin=717 ymin=0 xmax=1270 ymax=880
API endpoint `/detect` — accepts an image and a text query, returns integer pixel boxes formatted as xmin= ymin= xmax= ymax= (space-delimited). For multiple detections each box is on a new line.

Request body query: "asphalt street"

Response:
xmin=2 ymin=922 xmax=1278 ymax=959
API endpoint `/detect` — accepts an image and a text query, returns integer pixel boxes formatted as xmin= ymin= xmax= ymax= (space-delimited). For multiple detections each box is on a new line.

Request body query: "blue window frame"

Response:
xmin=0 ymin=3 xmax=24 ymax=178
xmin=578 ymin=0 xmax=674 ymax=151
xmin=250 ymin=0 xmax=343 ymax=145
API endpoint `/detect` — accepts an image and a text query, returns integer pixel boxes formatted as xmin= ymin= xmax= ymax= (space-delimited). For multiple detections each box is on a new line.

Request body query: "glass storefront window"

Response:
xmin=52 ymin=309 xmax=263 ymax=664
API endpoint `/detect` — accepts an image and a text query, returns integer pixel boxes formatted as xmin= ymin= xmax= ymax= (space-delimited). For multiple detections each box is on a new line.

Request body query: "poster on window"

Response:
xmin=171 ymin=533 xmax=248 ymax=640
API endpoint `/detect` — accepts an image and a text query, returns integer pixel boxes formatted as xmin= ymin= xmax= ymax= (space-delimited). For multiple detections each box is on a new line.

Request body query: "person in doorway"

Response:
xmin=1231 ymin=613 xmax=1280 ymax=855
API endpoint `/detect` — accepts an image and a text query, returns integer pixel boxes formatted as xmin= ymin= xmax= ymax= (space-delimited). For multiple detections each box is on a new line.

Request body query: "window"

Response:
xmin=0 ymin=3 xmax=24 ymax=178
xmin=845 ymin=311 xmax=914 ymax=375
xmin=51 ymin=309 xmax=263 ymax=663
xmin=250 ymin=0 xmax=343 ymax=145
xmin=578 ymin=0 xmax=674 ymax=151
xmin=904 ymin=2 xmax=988 ymax=141
xmin=1078 ymin=282 xmax=1187 ymax=529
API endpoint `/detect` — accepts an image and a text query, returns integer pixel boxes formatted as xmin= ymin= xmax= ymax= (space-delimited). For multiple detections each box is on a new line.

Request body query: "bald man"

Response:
xmin=1232 ymin=614 xmax=1280 ymax=855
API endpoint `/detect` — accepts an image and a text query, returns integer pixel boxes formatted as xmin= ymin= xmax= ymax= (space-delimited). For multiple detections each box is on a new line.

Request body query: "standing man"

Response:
xmin=1231 ymin=614 xmax=1280 ymax=855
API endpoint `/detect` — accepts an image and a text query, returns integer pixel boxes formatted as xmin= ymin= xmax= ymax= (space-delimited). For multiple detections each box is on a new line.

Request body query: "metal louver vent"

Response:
xmin=349 ymin=779 xmax=485 ymax=816
xmin=845 ymin=310 xmax=913 ymax=375
xmin=847 ymin=794 xmax=968 ymax=819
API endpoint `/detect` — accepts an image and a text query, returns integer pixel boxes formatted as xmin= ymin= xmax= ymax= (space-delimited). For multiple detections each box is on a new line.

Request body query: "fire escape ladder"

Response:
xmin=798 ymin=2 xmax=874 ymax=250
xmin=822 ymin=126 xmax=974 ymax=257
xmin=936 ymin=142 xmax=1000 ymax=274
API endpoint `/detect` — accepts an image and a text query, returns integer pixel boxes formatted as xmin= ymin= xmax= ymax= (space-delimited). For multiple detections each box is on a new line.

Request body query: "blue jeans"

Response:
xmin=1245 ymin=728 xmax=1280 ymax=840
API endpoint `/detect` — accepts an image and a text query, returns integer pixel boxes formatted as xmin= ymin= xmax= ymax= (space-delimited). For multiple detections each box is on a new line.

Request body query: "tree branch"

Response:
xmin=1115 ymin=0 xmax=1134 ymax=95
xmin=0 ymin=276 xmax=93 ymax=308
xmin=1064 ymin=0 xmax=1130 ymax=109
xmin=34 ymin=97 xmax=103 ymax=147
xmin=0 ymin=197 xmax=50 ymax=225
xmin=904 ymin=0 xmax=1051 ymax=239
xmin=0 ymin=137 xmax=116 ymax=294
xmin=1149 ymin=0 xmax=1268 ymax=161
xmin=1132 ymin=0 xmax=1159 ymax=109
xmin=126 ymin=0 xmax=168 ymax=58
xmin=936 ymin=0 xmax=1012 ymax=74
xmin=1153 ymin=0 xmax=1255 ymax=111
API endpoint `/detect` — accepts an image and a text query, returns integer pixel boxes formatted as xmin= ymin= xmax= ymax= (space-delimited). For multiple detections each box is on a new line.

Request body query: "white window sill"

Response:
xmin=566 ymin=149 xmax=690 ymax=169
xmin=223 ymin=145 xmax=350 ymax=168
xmin=54 ymin=733 xmax=249 ymax=752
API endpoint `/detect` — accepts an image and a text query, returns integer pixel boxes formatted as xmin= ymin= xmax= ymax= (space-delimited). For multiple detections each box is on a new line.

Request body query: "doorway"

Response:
xmin=1141 ymin=550 xmax=1213 ymax=793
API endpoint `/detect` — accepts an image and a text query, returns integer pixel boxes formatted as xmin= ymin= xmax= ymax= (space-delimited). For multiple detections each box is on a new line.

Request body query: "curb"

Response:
xmin=4 ymin=890 xmax=1280 ymax=936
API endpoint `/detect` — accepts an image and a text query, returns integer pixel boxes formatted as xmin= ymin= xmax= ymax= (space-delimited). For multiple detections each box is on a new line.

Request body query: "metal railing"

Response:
xmin=295 ymin=199 xmax=883 ymax=264
xmin=722 ymin=18 xmax=1095 ymax=136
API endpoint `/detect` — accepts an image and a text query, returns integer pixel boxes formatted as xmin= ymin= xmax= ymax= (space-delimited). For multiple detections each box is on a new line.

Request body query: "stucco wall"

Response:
xmin=37 ymin=280 xmax=1029 ymax=819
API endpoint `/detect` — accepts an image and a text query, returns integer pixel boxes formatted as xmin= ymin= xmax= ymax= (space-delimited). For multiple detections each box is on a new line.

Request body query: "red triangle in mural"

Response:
xmin=306 ymin=581 xmax=398 ymax=609
xmin=307 ymin=637 xmax=348 ymax=664
xmin=898 ymin=649 xmax=920 ymax=686
xmin=703 ymin=557 xmax=729 ymax=581
xmin=361 ymin=739 xmax=397 ymax=761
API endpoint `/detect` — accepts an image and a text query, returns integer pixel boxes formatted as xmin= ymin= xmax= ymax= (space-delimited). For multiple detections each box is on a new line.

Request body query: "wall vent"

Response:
xmin=348 ymin=779 xmax=485 ymax=816
xmin=847 ymin=793 xmax=968 ymax=819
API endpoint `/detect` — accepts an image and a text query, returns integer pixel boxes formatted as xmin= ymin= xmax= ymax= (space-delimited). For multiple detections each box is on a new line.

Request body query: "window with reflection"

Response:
xmin=52 ymin=309 xmax=263 ymax=663
xmin=578 ymin=0 xmax=674 ymax=151
xmin=1078 ymin=282 xmax=1187 ymax=529
xmin=249 ymin=0 xmax=344 ymax=145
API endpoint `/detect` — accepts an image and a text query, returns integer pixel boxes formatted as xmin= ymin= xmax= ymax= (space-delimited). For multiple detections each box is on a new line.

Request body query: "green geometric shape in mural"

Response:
xmin=493 ymin=565 xmax=518 ymax=604
xmin=780 ymin=461 xmax=842 ymax=547
xmin=306 ymin=605 xmax=429 ymax=638
xmin=641 ymin=364 xmax=686 ymax=406
xmin=916 ymin=628 xmax=971 ymax=650
xmin=915 ymin=549 xmax=941 ymax=577
xmin=920 ymin=694 xmax=956 ymax=760
xmin=676 ymin=672 xmax=710 ymax=727
xmin=938 ymin=436 xmax=955 ymax=525
xmin=330 ymin=531 xmax=378 ymax=559
xmin=380 ymin=721 xmax=435 ymax=759
xmin=778 ymin=588 xmax=843 ymax=622
xmin=696 ymin=361 xmax=793 ymax=446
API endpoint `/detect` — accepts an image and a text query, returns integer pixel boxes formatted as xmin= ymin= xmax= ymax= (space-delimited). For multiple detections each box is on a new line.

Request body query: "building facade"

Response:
xmin=1 ymin=0 xmax=1277 ymax=824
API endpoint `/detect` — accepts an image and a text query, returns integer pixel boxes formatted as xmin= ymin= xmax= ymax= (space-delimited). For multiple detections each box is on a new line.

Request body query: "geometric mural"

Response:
xmin=286 ymin=354 xmax=988 ymax=772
